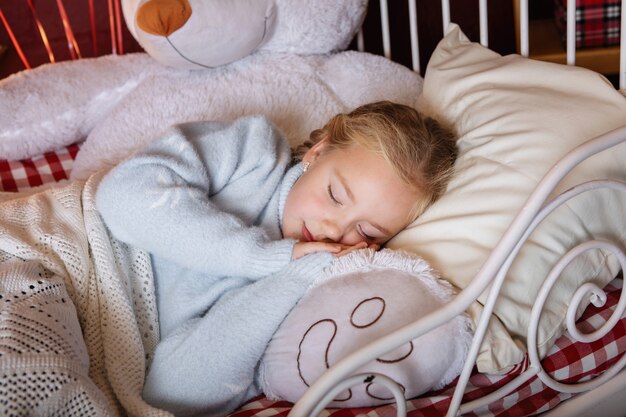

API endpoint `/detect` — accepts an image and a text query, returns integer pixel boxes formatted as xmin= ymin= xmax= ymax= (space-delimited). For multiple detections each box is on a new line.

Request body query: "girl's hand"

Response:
xmin=335 ymin=242 xmax=379 ymax=257
xmin=291 ymin=241 xmax=380 ymax=260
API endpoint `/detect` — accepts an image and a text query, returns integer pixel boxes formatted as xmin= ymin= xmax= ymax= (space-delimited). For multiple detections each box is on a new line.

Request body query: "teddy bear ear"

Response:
xmin=260 ymin=0 xmax=367 ymax=55
xmin=124 ymin=0 xmax=277 ymax=70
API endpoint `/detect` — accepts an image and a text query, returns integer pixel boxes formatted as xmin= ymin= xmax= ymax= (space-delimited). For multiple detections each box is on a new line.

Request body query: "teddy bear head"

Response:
xmin=121 ymin=0 xmax=368 ymax=69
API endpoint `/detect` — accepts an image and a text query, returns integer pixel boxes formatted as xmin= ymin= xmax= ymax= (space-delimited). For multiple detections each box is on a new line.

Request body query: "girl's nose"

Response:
xmin=321 ymin=219 xmax=342 ymax=243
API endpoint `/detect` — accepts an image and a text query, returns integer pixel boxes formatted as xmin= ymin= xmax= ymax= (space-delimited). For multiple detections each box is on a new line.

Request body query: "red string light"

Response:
xmin=89 ymin=0 xmax=98 ymax=56
xmin=0 ymin=7 xmax=31 ymax=69
xmin=55 ymin=0 xmax=82 ymax=59
xmin=26 ymin=0 xmax=56 ymax=63
xmin=114 ymin=0 xmax=123 ymax=55
xmin=107 ymin=0 xmax=117 ymax=54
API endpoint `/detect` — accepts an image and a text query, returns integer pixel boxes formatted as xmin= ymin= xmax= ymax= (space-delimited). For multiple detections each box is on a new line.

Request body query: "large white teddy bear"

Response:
xmin=0 ymin=0 xmax=422 ymax=180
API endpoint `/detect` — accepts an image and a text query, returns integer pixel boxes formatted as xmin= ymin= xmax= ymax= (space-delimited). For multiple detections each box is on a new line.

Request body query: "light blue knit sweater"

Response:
xmin=96 ymin=116 xmax=332 ymax=417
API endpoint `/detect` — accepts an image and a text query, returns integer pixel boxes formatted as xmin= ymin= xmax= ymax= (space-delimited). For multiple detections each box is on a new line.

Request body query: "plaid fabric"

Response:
xmin=0 ymin=143 xmax=80 ymax=191
xmin=554 ymin=0 xmax=621 ymax=48
xmin=1 ymin=147 xmax=625 ymax=417
xmin=232 ymin=277 xmax=626 ymax=417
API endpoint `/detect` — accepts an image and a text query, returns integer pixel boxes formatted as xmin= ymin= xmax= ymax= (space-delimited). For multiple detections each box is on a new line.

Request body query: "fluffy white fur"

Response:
xmin=122 ymin=0 xmax=367 ymax=69
xmin=0 ymin=0 xmax=421 ymax=180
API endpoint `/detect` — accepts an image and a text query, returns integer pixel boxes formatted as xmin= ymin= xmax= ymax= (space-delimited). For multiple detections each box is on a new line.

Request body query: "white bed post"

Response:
xmin=619 ymin=0 xmax=626 ymax=90
xmin=441 ymin=0 xmax=450 ymax=33
xmin=479 ymin=0 xmax=488 ymax=46
xmin=566 ymin=0 xmax=576 ymax=65
xmin=356 ymin=29 xmax=365 ymax=52
xmin=519 ymin=0 xmax=529 ymax=57
xmin=408 ymin=0 xmax=420 ymax=72
xmin=380 ymin=0 xmax=391 ymax=59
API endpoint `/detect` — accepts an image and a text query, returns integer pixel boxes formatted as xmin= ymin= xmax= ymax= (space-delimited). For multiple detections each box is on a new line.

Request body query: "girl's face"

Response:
xmin=282 ymin=139 xmax=421 ymax=246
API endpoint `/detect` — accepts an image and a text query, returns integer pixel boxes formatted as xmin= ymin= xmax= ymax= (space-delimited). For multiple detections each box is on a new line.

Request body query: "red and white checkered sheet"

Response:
xmin=0 ymin=143 xmax=80 ymax=191
xmin=234 ymin=278 xmax=625 ymax=417
xmin=2 ymin=146 xmax=625 ymax=417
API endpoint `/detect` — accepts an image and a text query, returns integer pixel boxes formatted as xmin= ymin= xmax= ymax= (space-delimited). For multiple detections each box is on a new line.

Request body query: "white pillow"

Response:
xmin=388 ymin=24 xmax=626 ymax=373
xmin=260 ymin=249 xmax=472 ymax=408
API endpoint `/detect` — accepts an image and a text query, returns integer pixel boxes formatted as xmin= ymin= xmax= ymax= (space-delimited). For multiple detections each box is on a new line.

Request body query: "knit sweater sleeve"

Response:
xmin=142 ymin=251 xmax=334 ymax=417
xmin=95 ymin=116 xmax=295 ymax=278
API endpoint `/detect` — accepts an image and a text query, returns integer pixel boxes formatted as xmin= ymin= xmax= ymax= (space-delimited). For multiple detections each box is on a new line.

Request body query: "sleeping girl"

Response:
xmin=0 ymin=101 xmax=457 ymax=417
xmin=92 ymin=100 xmax=458 ymax=416
xmin=94 ymin=100 xmax=458 ymax=416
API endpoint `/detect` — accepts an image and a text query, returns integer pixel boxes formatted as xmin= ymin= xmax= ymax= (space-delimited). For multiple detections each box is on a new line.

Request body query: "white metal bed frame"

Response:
xmin=290 ymin=1 xmax=626 ymax=416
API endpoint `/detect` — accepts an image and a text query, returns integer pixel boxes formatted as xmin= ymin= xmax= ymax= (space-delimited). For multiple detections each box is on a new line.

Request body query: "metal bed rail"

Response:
xmin=357 ymin=0 xmax=625 ymax=89
xmin=294 ymin=1 xmax=626 ymax=416
xmin=289 ymin=125 xmax=626 ymax=417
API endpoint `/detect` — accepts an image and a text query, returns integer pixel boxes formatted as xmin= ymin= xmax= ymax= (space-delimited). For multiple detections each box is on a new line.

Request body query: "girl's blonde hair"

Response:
xmin=296 ymin=101 xmax=458 ymax=218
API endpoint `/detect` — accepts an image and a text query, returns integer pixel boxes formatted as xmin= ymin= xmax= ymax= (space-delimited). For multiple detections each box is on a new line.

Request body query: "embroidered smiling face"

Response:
xmin=281 ymin=141 xmax=421 ymax=246
xmin=260 ymin=250 xmax=472 ymax=408
xmin=296 ymin=295 xmax=415 ymax=402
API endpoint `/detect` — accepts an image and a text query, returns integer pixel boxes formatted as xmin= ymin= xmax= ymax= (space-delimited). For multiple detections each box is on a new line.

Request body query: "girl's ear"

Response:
xmin=302 ymin=137 xmax=330 ymax=164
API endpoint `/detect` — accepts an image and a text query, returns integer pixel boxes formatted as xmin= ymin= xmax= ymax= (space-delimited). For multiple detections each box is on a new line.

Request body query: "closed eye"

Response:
xmin=358 ymin=225 xmax=376 ymax=242
xmin=328 ymin=184 xmax=342 ymax=206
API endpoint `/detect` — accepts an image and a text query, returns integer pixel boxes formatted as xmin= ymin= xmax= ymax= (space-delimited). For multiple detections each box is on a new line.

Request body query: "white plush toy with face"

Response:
xmin=0 ymin=0 xmax=422 ymax=180
xmin=261 ymin=249 xmax=473 ymax=407
xmin=122 ymin=0 xmax=278 ymax=69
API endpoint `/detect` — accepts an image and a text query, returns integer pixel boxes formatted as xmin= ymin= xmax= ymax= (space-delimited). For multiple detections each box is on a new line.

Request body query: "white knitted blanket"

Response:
xmin=0 ymin=172 xmax=171 ymax=417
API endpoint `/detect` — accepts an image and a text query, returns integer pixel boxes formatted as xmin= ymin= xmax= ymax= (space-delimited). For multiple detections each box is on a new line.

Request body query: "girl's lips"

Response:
xmin=302 ymin=224 xmax=314 ymax=242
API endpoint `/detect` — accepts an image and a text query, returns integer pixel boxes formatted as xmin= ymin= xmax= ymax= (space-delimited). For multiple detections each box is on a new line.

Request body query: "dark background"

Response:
xmin=352 ymin=0 xmax=516 ymax=74
xmin=0 ymin=0 xmax=141 ymax=79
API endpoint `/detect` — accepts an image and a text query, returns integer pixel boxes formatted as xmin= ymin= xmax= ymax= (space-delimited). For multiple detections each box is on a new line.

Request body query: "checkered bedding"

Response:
xmin=0 ymin=143 xmax=80 ymax=191
xmin=235 ymin=278 xmax=625 ymax=417
xmin=554 ymin=0 xmax=621 ymax=48
xmin=1 ymin=145 xmax=625 ymax=417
